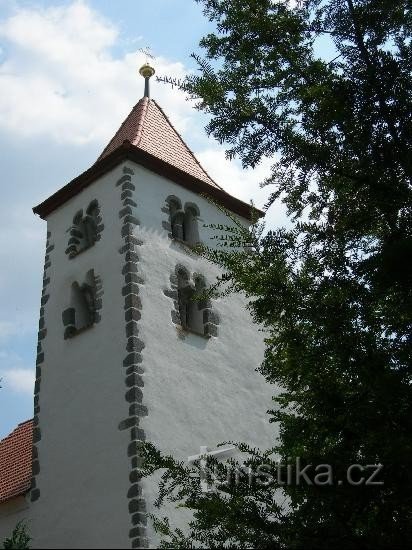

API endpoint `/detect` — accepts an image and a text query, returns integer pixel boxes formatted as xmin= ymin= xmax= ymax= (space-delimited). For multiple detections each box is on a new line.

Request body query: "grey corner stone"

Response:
xmin=131 ymin=512 xmax=147 ymax=526
xmin=131 ymin=537 xmax=149 ymax=549
xmin=125 ymin=386 xmax=143 ymax=403
xmin=125 ymin=373 xmax=144 ymax=388
xmin=125 ymin=235 xmax=143 ymax=246
xmin=32 ymin=446 xmax=38 ymax=460
xmin=123 ymin=198 xmax=137 ymax=208
xmin=124 ymin=215 xmax=139 ymax=226
xmin=130 ymin=526 xmax=147 ymax=538
xmin=122 ymin=182 xmax=135 ymax=192
xmin=44 ymin=261 xmax=51 ymax=270
xmin=35 ymin=366 xmax=41 ymax=380
xmin=130 ymin=427 xmax=145 ymax=441
xmin=126 ymin=365 xmax=144 ymax=376
xmin=125 ymin=308 xmax=141 ymax=322
xmin=125 ymin=273 xmax=144 ymax=285
xmin=128 ymin=439 xmax=145 ymax=457
xmin=131 ymin=456 xmax=145 ymax=470
xmin=32 ymin=460 xmax=40 ymax=475
xmin=126 ymin=337 xmax=145 ymax=353
xmin=124 ymin=294 xmax=142 ymax=310
xmin=41 ymin=294 xmax=49 ymax=306
xmin=125 ymin=251 xmax=139 ymax=263
xmin=127 ymin=484 xmax=142 ymax=499
xmin=129 ymin=403 xmax=148 ymax=417
xmin=126 ymin=321 xmax=139 ymax=338
xmin=118 ymin=417 xmax=139 ymax=431
xmin=121 ymin=224 xmax=134 ymax=238
xmin=128 ymin=497 xmax=145 ymax=514
xmin=116 ymin=174 xmax=131 ymax=187
xmin=119 ymin=206 xmax=133 ymax=219
xmin=46 ymin=244 xmax=55 ymax=254
xmin=33 ymin=427 xmax=41 ymax=444
xmin=123 ymin=283 xmax=140 ymax=297
xmin=36 ymin=353 xmax=44 ymax=365
xmin=123 ymin=352 xmax=143 ymax=367
xmin=121 ymin=190 xmax=133 ymax=200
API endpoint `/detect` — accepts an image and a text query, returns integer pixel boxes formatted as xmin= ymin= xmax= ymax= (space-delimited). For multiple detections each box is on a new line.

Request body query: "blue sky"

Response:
xmin=0 ymin=0 xmax=299 ymax=439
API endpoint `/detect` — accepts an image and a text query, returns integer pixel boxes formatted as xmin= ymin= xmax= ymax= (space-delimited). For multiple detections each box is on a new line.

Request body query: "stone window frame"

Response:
xmin=62 ymin=269 xmax=103 ymax=339
xmin=164 ymin=264 xmax=220 ymax=338
xmin=65 ymin=199 xmax=104 ymax=259
xmin=161 ymin=195 xmax=201 ymax=247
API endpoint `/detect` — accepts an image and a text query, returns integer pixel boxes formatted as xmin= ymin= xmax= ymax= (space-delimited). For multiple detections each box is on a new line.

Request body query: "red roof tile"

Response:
xmin=0 ymin=420 xmax=33 ymax=503
xmin=97 ymin=97 xmax=221 ymax=189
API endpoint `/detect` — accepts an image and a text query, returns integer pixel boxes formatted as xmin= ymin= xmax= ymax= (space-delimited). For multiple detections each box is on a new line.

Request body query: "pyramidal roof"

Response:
xmin=97 ymin=97 xmax=221 ymax=190
xmin=33 ymin=90 xmax=260 ymax=220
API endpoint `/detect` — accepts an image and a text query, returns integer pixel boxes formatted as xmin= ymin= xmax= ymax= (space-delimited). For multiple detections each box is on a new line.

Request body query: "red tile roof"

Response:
xmin=0 ymin=420 xmax=33 ymax=503
xmin=97 ymin=97 xmax=221 ymax=189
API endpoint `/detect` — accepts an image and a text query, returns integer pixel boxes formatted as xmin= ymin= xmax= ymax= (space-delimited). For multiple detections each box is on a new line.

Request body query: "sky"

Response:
xmin=0 ymin=0 xmax=292 ymax=439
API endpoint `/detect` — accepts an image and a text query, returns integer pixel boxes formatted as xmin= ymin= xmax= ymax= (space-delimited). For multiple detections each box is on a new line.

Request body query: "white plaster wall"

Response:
xmin=30 ymin=165 xmax=132 ymax=549
xmin=127 ymin=163 xmax=276 ymax=546
xmin=0 ymin=496 xmax=30 ymax=541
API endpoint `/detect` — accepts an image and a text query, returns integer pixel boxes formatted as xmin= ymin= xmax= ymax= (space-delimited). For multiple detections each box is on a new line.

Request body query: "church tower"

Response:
xmin=0 ymin=66 xmax=274 ymax=548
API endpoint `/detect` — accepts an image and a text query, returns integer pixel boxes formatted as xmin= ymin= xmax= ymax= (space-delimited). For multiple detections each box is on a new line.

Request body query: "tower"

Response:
xmin=0 ymin=67 xmax=274 ymax=548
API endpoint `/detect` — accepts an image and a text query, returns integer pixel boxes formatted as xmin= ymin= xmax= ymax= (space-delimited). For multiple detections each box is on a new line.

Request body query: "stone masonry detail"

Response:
xmin=31 ymin=231 xmax=54 ymax=503
xmin=116 ymin=166 xmax=149 ymax=549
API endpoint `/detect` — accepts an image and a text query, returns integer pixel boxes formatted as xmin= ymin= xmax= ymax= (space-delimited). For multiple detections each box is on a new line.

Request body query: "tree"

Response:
xmin=2 ymin=522 xmax=31 ymax=549
xmin=143 ymin=1 xmax=412 ymax=547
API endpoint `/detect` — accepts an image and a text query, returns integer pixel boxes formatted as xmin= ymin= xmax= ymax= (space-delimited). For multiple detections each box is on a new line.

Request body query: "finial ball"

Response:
xmin=139 ymin=63 xmax=155 ymax=79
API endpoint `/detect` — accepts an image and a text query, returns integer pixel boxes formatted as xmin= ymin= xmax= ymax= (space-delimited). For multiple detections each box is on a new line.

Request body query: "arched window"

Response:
xmin=62 ymin=270 xmax=102 ymax=338
xmin=164 ymin=196 xmax=200 ymax=246
xmin=66 ymin=200 xmax=102 ymax=258
xmin=167 ymin=266 xmax=219 ymax=337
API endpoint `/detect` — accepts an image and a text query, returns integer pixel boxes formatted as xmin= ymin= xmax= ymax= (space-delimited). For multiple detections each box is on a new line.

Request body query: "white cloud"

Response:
xmin=197 ymin=149 xmax=289 ymax=229
xmin=0 ymin=321 xmax=17 ymax=342
xmin=0 ymin=351 xmax=34 ymax=395
xmin=1 ymin=368 xmax=34 ymax=395
xmin=0 ymin=0 xmax=192 ymax=145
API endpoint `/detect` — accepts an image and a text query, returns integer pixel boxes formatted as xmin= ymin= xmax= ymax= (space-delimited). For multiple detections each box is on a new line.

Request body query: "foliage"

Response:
xmin=145 ymin=0 xmax=412 ymax=548
xmin=2 ymin=521 xmax=31 ymax=549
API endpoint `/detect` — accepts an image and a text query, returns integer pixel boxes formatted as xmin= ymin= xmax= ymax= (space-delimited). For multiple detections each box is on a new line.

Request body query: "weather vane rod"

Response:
xmin=138 ymin=47 xmax=156 ymax=98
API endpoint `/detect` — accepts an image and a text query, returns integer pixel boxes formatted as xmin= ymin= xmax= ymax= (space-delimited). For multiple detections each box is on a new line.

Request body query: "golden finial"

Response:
xmin=139 ymin=63 xmax=155 ymax=98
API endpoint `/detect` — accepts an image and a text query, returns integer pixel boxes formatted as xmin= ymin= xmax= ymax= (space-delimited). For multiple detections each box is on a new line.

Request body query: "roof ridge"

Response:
xmin=150 ymin=99 xmax=223 ymax=191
